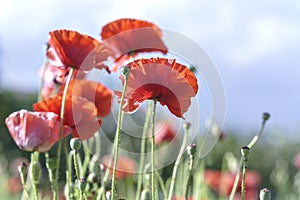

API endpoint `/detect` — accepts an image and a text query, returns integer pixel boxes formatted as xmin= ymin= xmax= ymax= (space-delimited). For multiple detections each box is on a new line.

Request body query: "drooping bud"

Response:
xmin=187 ymin=144 xmax=197 ymax=156
xmin=259 ymin=188 xmax=271 ymax=200
xmin=120 ymin=66 xmax=131 ymax=79
xmin=78 ymin=178 xmax=87 ymax=192
xmin=46 ymin=157 xmax=57 ymax=170
xmin=18 ymin=162 xmax=28 ymax=176
xmin=70 ymin=138 xmax=82 ymax=151
xmin=241 ymin=146 xmax=250 ymax=159
xmin=262 ymin=112 xmax=271 ymax=122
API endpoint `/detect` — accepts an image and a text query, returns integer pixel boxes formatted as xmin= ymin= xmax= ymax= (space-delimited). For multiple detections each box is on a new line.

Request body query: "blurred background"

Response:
xmin=0 ymin=0 xmax=300 ymax=199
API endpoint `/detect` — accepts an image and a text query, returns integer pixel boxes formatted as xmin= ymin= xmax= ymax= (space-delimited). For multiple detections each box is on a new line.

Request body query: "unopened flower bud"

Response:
xmin=46 ymin=157 xmax=57 ymax=170
xmin=262 ymin=112 xmax=271 ymax=122
xmin=183 ymin=122 xmax=191 ymax=130
xmin=241 ymin=146 xmax=250 ymax=158
xmin=259 ymin=188 xmax=271 ymax=200
xmin=70 ymin=138 xmax=82 ymax=151
xmin=141 ymin=189 xmax=151 ymax=200
xmin=87 ymin=172 xmax=97 ymax=183
xmin=78 ymin=178 xmax=87 ymax=192
xmin=120 ymin=66 xmax=130 ymax=78
xmin=18 ymin=162 xmax=28 ymax=176
xmin=187 ymin=144 xmax=197 ymax=156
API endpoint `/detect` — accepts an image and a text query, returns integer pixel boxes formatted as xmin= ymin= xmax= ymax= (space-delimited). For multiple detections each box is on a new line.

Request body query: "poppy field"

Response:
xmin=1 ymin=18 xmax=300 ymax=200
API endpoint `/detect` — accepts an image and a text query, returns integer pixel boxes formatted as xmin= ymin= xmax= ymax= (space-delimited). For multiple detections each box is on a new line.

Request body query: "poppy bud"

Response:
xmin=87 ymin=173 xmax=97 ymax=183
xmin=262 ymin=112 xmax=271 ymax=122
xmin=183 ymin=122 xmax=191 ymax=130
xmin=18 ymin=162 xmax=28 ymax=176
xmin=241 ymin=146 xmax=250 ymax=158
xmin=70 ymin=138 xmax=82 ymax=151
xmin=187 ymin=144 xmax=197 ymax=156
xmin=78 ymin=178 xmax=87 ymax=192
xmin=120 ymin=66 xmax=130 ymax=78
xmin=259 ymin=188 xmax=271 ymax=200
xmin=46 ymin=157 xmax=57 ymax=170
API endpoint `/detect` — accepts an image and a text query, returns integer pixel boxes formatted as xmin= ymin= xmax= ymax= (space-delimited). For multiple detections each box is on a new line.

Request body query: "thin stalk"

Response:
xmin=73 ymin=150 xmax=81 ymax=179
xmin=151 ymin=100 xmax=158 ymax=200
xmin=185 ymin=154 xmax=194 ymax=200
xmin=155 ymin=170 xmax=167 ymax=199
xmin=64 ymin=138 xmax=72 ymax=200
xmin=45 ymin=153 xmax=57 ymax=200
xmin=136 ymin=101 xmax=153 ymax=200
xmin=54 ymin=67 xmax=75 ymax=198
xmin=111 ymin=71 xmax=129 ymax=200
xmin=19 ymin=165 xmax=30 ymax=199
xmin=31 ymin=153 xmax=39 ymax=200
xmin=229 ymin=114 xmax=269 ymax=200
xmin=167 ymin=123 xmax=190 ymax=200
xmin=241 ymin=159 xmax=247 ymax=200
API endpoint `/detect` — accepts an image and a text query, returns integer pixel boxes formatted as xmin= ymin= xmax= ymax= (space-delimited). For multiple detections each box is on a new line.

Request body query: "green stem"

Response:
xmin=229 ymin=115 xmax=269 ymax=200
xmin=45 ymin=153 xmax=57 ymax=200
xmin=19 ymin=167 xmax=30 ymax=199
xmin=151 ymin=100 xmax=157 ymax=200
xmin=185 ymin=154 xmax=194 ymax=200
xmin=136 ymin=101 xmax=153 ymax=200
xmin=167 ymin=123 xmax=190 ymax=200
xmin=31 ymin=153 xmax=39 ymax=200
xmin=111 ymin=72 xmax=129 ymax=200
xmin=64 ymin=138 xmax=72 ymax=200
xmin=73 ymin=150 xmax=81 ymax=179
xmin=155 ymin=170 xmax=167 ymax=199
xmin=241 ymin=158 xmax=247 ymax=200
xmin=55 ymin=67 xmax=75 ymax=198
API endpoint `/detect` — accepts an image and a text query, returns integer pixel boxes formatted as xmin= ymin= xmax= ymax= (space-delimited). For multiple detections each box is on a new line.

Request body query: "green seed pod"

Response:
xmin=259 ymin=188 xmax=271 ymax=200
xmin=70 ymin=138 xmax=82 ymax=151
xmin=120 ymin=66 xmax=131 ymax=78
xmin=78 ymin=178 xmax=87 ymax=192
xmin=187 ymin=144 xmax=197 ymax=156
xmin=18 ymin=162 xmax=28 ymax=175
xmin=183 ymin=122 xmax=191 ymax=130
xmin=262 ymin=112 xmax=271 ymax=122
xmin=46 ymin=157 xmax=57 ymax=170
xmin=241 ymin=146 xmax=250 ymax=158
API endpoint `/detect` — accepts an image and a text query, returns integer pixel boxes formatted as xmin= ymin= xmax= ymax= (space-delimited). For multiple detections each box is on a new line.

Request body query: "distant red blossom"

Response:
xmin=102 ymin=155 xmax=136 ymax=180
xmin=115 ymin=58 xmax=198 ymax=118
xmin=150 ymin=122 xmax=176 ymax=145
xmin=5 ymin=110 xmax=72 ymax=152
xmin=204 ymin=169 xmax=261 ymax=199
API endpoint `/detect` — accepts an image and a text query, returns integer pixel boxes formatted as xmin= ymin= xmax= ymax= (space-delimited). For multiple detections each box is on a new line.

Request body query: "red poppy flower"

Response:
xmin=100 ymin=18 xmax=168 ymax=70
xmin=59 ymin=79 xmax=112 ymax=117
xmin=150 ymin=122 xmax=176 ymax=145
xmin=115 ymin=58 xmax=198 ymax=118
xmin=33 ymin=96 xmax=101 ymax=140
xmin=47 ymin=29 xmax=108 ymax=71
xmin=5 ymin=110 xmax=72 ymax=152
xmin=204 ymin=169 xmax=261 ymax=197
xmin=102 ymin=155 xmax=136 ymax=180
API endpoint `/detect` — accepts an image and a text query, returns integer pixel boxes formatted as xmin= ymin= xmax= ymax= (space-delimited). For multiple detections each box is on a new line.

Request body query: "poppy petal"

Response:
xmin=5 ymin=110 xmax=72 ymax=152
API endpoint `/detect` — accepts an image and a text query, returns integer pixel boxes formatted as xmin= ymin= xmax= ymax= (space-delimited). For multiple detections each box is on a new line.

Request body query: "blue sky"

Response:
xmin=0 ymin=0 xmax=299 ymax=136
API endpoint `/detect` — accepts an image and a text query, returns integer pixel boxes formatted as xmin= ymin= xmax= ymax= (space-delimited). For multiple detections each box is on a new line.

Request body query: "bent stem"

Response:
xmin=136 ymin=101 xmax=153 ymax=200
xmin=229 ymin=113 xmax=269 ymax=200
xmin=54 ymin=67 xmax=75 ymax=199
xmin=241 ymin=158 xmax=248 ymax=200
xmin=111 ymin=68 xmax=129 ymax=200
xmin=151 ymin=99 xmax=158 ymax=200
xmin=167 ymin=122 xmax=190 ymax=200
